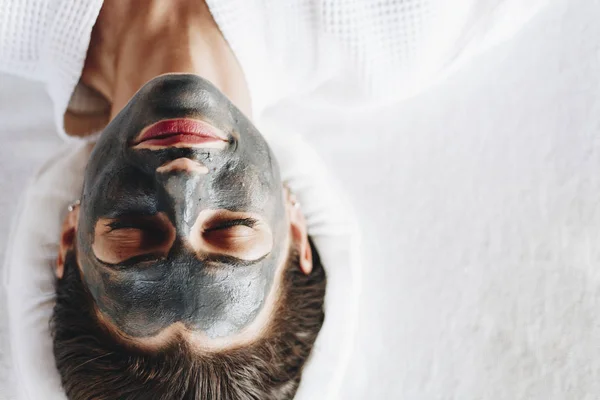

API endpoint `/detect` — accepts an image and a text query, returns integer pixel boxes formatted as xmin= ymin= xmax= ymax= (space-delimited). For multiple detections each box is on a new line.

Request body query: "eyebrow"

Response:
xmin=95 ymin=251 xmax=270 ymax=271
xmin=94 ymin=253 xmax=164 ymax=270
xmin=204 ymin=252 xmax=270 ymax=268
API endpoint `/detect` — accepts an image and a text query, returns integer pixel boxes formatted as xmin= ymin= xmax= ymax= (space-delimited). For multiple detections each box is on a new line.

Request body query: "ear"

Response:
xmin=56 ymin=205 xmax=80 ymax=279
xmin=285 ymin=188 xmax=312 ymax=275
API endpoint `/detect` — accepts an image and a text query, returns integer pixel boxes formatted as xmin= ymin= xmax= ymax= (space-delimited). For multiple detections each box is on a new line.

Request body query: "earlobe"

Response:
xmin=56 ymin=206 xmax=80 ymax=279
xmin=299 ymin=234 xmax=313 ymax=275
xmin=285 ymin=187 xmax=313 ymax=275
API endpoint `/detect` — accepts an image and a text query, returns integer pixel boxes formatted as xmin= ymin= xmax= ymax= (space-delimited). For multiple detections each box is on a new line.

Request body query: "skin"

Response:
xmin=56 ymin=0 xmax=313 ymax=350
xmin=81 ymin=0 xmax=251 ymax=121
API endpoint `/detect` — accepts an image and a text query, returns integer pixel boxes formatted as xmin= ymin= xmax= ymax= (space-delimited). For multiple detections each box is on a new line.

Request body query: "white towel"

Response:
xmin=0 ymin=0 xmax=548 ymax=139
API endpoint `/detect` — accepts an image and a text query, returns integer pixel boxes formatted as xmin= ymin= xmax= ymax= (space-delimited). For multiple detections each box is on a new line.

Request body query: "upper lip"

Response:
xmin=132 ymin=118 xmax=228 ymax=146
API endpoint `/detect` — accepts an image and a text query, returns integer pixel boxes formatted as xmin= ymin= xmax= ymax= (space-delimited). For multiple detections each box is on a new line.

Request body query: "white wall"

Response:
xmin=267 ymin=0 xmax=600 ymax=398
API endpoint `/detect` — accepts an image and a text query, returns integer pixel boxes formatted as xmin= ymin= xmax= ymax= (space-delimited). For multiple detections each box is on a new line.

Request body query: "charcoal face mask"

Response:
xmin=75 ymin=74 xmax=288 ymax=339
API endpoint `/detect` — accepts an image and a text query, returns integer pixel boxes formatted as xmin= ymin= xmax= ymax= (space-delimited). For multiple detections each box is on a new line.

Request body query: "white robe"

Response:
xmin=0 ymin=0 xmax=547 ymax=138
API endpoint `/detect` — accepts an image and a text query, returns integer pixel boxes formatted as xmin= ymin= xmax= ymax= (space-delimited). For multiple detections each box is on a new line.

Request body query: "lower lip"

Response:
xmin=133 ymin=119 xmax=226 ymax=147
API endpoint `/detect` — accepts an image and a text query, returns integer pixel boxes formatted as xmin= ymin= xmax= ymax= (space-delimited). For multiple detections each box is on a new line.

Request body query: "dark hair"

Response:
xmin=51 ymin=240 xmax=326 ymax=400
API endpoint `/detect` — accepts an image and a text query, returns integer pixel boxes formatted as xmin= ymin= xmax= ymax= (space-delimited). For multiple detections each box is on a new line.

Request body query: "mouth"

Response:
xmin=132 ymin=118 xmax=228 ymax=150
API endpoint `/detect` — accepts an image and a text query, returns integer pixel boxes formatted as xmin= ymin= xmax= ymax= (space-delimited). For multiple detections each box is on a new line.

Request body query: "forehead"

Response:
xmin=87 ymin=246 xmax=294 ymax=353
xmin=95 ymin=254 xmax=270 ymax=336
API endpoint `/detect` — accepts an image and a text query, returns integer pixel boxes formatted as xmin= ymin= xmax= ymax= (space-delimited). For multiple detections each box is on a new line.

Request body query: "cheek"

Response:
xmin=86 ymin=167 xmax=160 ymax=217
xmin=208 ymin=164 xmax=272 ymax=210
xmin=75 ymin=249 xmax=110 ymax=308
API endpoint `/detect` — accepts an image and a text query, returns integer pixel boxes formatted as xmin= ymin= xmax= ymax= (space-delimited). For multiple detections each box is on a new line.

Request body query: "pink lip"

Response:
xmin=133 ymin=119 xmax=227 ymax=147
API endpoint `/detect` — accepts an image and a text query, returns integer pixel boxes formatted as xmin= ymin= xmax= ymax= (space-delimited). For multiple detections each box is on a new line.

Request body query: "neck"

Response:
xmin=82 ymin=0 xmax=251 ymax=120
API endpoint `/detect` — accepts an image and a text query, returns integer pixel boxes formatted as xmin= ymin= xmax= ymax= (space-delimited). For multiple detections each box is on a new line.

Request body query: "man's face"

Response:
xmin=75 ymin=74 xmax=289 ymax=339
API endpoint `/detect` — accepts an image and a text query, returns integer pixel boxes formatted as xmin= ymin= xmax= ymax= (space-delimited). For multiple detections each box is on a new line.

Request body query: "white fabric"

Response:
xmin=8 ymin=0 xmax=600 ymax=398
xmin=3 ymin=131 xmax=361 ymax=400
xmin=1 ymin=0 xmax=547 ymax=138
xmin=0 ymin=0 xmax=562 ymax=399
xmin=0 ymin=0 xmax=104 ymax=138
xmin=0 ymin=76 xmax=63 ymax=400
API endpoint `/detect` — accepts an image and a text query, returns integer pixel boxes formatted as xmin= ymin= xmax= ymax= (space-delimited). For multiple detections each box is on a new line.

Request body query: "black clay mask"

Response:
xmin=75 ymin=75 xmax=288 ymax=339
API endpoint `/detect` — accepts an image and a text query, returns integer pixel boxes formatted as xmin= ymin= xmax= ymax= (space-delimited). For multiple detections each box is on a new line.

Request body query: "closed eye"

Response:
xmin=106 ymin=218 xmax=159 ymax=232
xmin=204 ymin=218 xmax=258 ymax=232
xmin=194 ymin=211 xmax=273 ymax=261
xmin=203 ymin=220 xmax=259 ymax=244
xmin=93 ymin=213 xmax=175 ymax=266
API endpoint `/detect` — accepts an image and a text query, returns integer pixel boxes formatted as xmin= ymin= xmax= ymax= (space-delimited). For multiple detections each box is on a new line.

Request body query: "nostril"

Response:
xmin=227 ymin=130 xmax=239 ymax=152
xmin=156 ymin=158 xmax=209 ymax=175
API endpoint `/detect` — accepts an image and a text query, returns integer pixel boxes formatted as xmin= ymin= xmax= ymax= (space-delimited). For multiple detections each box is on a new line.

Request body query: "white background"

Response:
xmin=2 ymin=0 xmax=600 ymax=398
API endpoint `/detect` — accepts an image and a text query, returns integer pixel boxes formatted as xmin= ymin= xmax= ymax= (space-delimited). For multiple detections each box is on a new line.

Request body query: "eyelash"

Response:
xmin=206 ymin=218 xmax=258 ymax=231
xmin=106 ymin=221 xmax=140 ymax=231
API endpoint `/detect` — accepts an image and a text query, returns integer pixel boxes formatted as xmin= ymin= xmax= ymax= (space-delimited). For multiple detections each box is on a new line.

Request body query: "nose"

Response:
xmin=161 ymin=171 xmax=205 ymax=238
